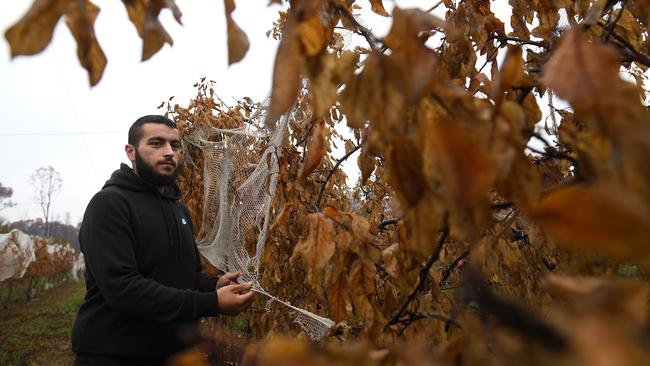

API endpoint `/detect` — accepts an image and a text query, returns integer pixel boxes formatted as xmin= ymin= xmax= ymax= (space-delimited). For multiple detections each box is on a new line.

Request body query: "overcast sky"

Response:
xmin=0 ymin=0 xmax=413 ymax=224
xmin=0 ymin=1 xmax=515 ymax=225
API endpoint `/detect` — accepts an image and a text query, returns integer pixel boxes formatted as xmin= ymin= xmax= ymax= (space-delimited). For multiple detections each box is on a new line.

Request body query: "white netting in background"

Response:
xmin=187 ymin=99 xmax=334 ymax=341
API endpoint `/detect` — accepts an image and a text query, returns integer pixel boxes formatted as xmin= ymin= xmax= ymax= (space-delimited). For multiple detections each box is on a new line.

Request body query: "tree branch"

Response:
xmin=335 ymin=5 xmax=383 ymax=52
xmin=439 ymin=250 xmax=469 ymax=287
xmin=596 ymin=20 xmax=650 ymax=67
xmin=386 ymin=225 xmax=449 ymax=330
xmin=394 ymin=310 xmax=461 ymax=336
xmin=315 ymin=143 xmax=362 ymax=209
xmin=478 ymin=43 xmax=501 ymax=73
xmin=487 ymin=35 xmax=549 ymax=48
xmin=603 ymin=0 xmax=628 ymax=44
xmin=378 ymin=218 xmax=398 ymax=230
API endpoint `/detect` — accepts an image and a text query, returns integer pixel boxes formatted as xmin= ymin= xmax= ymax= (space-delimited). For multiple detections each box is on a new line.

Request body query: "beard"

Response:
xmin=134 ymin=148 xmax=179 ymax=187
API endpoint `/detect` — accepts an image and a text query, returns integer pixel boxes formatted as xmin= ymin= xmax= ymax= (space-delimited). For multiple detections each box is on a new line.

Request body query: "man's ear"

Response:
xmin=125 ymin=144 xmax=136 ymax=163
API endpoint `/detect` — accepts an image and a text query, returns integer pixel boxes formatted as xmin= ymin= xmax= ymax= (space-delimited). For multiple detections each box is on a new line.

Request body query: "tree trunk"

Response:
xmin=3 ymin=281 xmax=13 ymax=308
xmin=25 ymin=277 xmax=34 ymax=302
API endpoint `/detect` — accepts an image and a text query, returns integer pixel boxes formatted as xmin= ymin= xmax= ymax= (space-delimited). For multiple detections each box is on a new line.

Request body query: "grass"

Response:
xmin=0 ymin=279 xmax=85 ymax=366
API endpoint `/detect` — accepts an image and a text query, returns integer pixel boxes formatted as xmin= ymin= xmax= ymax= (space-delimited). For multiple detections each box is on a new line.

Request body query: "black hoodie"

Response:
xmin=71 ymin=164 xmax=219 ymax=364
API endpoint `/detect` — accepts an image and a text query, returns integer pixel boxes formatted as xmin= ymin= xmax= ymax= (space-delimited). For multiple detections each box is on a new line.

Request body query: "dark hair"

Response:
xmin=128 ymin=115 xmax=177 ymax=146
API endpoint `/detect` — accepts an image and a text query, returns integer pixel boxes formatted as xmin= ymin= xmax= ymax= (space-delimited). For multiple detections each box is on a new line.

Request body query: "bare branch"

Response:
xmin=603 ymin=0 xmax=628 ymax=43
xmin=439 ymin=250 xmax=469 ymax=287
xmin=315 ymin=143 xmax=362 ymax=210
xmin=394 ymin=310 xmax=461 ymax=336
xmin=335 ymin=5 xmax=382 ymax=53
xmin=378 ymin=218 xmax=398 ymax=230
xmin=387 ymin=224 xmax=449 ymax=331
xmin=595 ymin=20 xmax=650 ymax=67
xmin=487 ymin=35 xmax=549 ymax=48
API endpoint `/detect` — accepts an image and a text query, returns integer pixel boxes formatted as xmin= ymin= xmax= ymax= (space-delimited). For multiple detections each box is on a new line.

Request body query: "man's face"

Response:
xmin=126 ymin=123 xmax=182 ymax=186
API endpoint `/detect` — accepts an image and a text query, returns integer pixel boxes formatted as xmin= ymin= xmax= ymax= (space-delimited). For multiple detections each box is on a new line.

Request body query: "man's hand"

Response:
xmin=217 ymin=282 xmax=255 ymax=315
xmin=217 ymin=271 xmax=242 ymax=289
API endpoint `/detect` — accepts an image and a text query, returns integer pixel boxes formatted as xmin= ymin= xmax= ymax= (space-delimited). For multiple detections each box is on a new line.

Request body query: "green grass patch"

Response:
xmin=0 ymin=280 xmax=85 ymax=366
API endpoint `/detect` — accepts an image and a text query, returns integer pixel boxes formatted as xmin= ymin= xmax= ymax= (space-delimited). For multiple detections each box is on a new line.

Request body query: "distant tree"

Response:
xmin=29 ymin=167 xmax=62 ymax=237
xmin=0 ymin=182 xmax=16 ymax=212
xmin=0 ymin=182 xmax=16 ymax=231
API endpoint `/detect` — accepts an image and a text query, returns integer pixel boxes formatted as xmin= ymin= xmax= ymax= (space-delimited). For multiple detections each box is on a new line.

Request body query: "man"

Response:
xmin=71 ymin=115 xmax=255 ymax=365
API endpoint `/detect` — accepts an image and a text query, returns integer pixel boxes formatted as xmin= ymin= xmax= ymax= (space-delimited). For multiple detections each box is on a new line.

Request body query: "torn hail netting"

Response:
xmin=187 ymin=100 xmax=334 ymax=341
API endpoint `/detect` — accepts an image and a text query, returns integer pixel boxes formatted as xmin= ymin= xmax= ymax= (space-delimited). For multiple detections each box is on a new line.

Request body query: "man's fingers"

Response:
xmin=240 ymin=290 xmax=255 ymax=302
xmin=237 ymin=291 xmax=255 ymax=310
xmin=224 ymin=271 xmax=241 ymax=281
xmin=228 ymin=282 xmax=253 ymax=293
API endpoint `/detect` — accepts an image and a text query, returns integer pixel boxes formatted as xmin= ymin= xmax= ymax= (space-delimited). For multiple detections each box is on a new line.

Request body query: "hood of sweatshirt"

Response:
xmin=103 ymin=163 xmax=181 ymax=200
xmin=103 ymin=163 xmax=184 ymax=258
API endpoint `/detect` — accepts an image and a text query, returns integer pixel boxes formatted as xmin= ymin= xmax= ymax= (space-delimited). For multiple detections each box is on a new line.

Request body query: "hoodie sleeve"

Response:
xmin=81 ymin=192 xmax=219 ymax=322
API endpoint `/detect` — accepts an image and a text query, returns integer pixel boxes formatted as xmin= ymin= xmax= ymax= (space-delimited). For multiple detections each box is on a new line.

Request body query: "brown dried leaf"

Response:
xmin=384 ymin=8 xmax=440 ymax=104
xmin=298 ymin=16 xmax=325 ymax=56
xmin=299 ymin=119 xmax=328 ymax=180
xmin=369 ymin=0 xmax=389 ymax=17
xmin=388 ymin=134 xmax=427 ymax=207
xmin=544 ymin=274 xmax=650 ymax=326
xmin=290 ymin=212 xmax=335 ymax=270
xmin=224 ymin=0 xmax=249 ymax=65
xmin=543 ymin=28 xmax=623 ymax=128
xmin=307 ymin=52 xmax=338 ymax=118
xmin=64 ymin=0 xmax=107 ymax=86
xmin=327 ymin=272 xmax=350 ymax=322
xmin=350 ymin=257 xmax=376 ymax=296
xmin=270 ymin=203 xmax=293 ymax=232
xmin=5 ymin=0 xmax=67 ymax=58
xmin=122 ymin=0 xmax=146 ymax=35
xmin=358 ymin=147 xmax=375 ymax=186
xmin=123 ymin=0 xmax=183 ymax=61
xmin=266 ymin=15 xmax=302 ymax=128
xmin=530 ymin=185 xmax=650 ymax=258
xmin=493 ymin=44 xmax=523 ymax=101
xmin=341 ymin=54 xmax=404 ymax=131
xmin=432 ymin=123 xmax=496 ymax=206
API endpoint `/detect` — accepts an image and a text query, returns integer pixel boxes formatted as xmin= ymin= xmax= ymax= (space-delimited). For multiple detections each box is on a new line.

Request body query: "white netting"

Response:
xmin=0 ymin=229 xmax=36 ymax=282
xmin=188 ymin=99 xmax=334 ymax=341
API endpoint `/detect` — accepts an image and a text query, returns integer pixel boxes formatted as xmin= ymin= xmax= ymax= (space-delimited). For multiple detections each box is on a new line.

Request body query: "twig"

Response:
xmin=530 ymin=131 xmax=558 ymax=148
xmin=315 ymin=143 xmax=362 ymax=209
xmin=604 ymin=0 xmax=628 ymax=44
xmin=378 ymin=218 xmax=398 ymax=230
xmin=335 ymin=5 xmax=382 ymax=52
xmin=547 ymin=90 xmax=559 ymax=134
xmin=528 ymin=145 xmax=578 ymax=167
xmin=395 ymin=310 xmax=461 ymax=336
xmin=426 ymin=0 xmax=444 ymax=13
xmin=439 ymin=250 xmax=469 ymax=287
xmin=487 ymin=35 xmax=549 ymax=48
xmin=528 ymin=132 xmax=579 ymax=168
xmin=478 ymin=43 xmax=501 ymax=73
xmin=386 ymin=225 xmax=449 ymax=330
xmin=595 ymin=20 xmax=650 ymax=67
xmin=296 ymin=118 xmax=316 ymax=147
